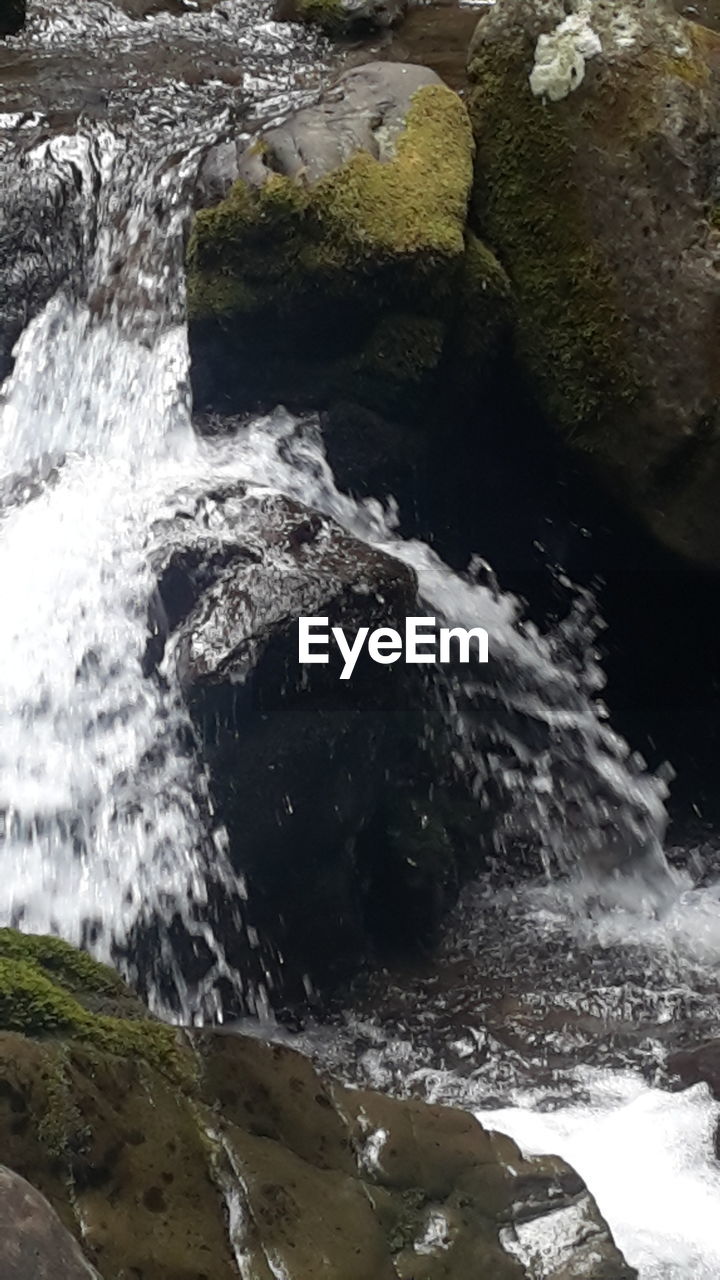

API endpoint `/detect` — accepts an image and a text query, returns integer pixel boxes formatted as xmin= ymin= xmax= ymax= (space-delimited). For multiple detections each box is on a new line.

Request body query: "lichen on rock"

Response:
xmin=529 ymin=1 xmax=602 ymax=101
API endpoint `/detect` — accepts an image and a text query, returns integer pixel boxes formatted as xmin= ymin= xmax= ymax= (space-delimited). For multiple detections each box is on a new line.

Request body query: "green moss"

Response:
xmin=187 ymin=82 xmax=479 ymax=414
xmin=457 ymin=232 xmax=513 ymax=364
xmin=467 ymin=36 xmax=641 ymax=442
xmin=0 ymin=941 xmax=192 ymax=1088
xmin=187 ymin=83 xmax=473 ymax=322
xmin=35 ymin=1044 xmax=86 ymax=1164
xmin=357 ymin=313 xmax=446 ymax=385
xmin=0 ymin=928 xmax=125 ymax=997
xmin=294 ymin=0 xmax=343 ymax=30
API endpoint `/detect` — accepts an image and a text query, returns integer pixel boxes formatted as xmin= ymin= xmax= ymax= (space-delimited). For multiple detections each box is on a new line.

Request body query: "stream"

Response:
xmin=1 ymin=1 xmax=720 ymax=1278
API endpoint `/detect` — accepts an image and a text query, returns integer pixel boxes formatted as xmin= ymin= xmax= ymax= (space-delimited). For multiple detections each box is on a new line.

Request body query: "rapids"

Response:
xmin=1 ymin=1 xmax=719 ymax=1277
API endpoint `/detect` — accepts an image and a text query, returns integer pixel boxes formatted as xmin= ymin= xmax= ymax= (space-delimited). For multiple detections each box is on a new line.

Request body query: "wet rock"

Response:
xmin=0 ymin=146 xmax=88 ymax=383
xmin=467 ymin=0 xmax=720 ymax=566
xmin=0 ymin=0 xmax=25 ymax=37
xmin=668 ymin=1039 xmax=720 ymax=1097
xmin=0 ymin=1166 xmax=101 ymax=1279
xmin=668 ymin=1039 xmax=720 ymax=1157
xmin=188 ymin=62 xmax=510 ymax=420
xmin=276 ymin=0 xmax=406 ymax=36
xmin=153 ymin=480 xmax=482 ymax=993
xmin=0 ymin=928 xmax=638 ymax=1279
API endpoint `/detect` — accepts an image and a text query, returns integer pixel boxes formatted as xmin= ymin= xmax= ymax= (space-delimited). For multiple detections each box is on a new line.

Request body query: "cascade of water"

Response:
xmin=0 ymin=8 xmax=673 ymax=1022
xmin=184 ymin=412 xmax=673 ymax=894
xmin=0 ymin=124 xmax=270 ymax=1019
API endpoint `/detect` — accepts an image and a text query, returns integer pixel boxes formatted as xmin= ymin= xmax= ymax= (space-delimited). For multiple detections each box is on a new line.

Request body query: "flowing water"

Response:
xmin=1 ymin=1 xmax=719 ymax=1276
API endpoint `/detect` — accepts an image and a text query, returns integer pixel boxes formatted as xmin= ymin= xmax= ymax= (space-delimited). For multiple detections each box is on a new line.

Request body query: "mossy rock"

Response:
xmin=0 ymin=930 xmax=190 ymax=1086
xmin=0 ymin=931 xmax=635 ymax=1278
xmin=468 ymin=0 xmax=720 ymax=565
xmin=188 ymin=62 xmax=508 ymax=419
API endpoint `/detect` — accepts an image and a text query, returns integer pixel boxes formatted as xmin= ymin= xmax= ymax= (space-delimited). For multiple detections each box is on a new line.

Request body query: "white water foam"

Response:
xmin=483 ymin=1071 xmax=720 ymax=1279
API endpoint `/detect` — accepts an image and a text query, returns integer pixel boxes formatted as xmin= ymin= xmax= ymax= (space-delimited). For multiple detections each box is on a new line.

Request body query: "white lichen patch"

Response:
xmin=415 ymin=1210 xmax=453 ymax=1255
xmin=355 ymin=1109 xmax=391 ymax=1176
xmin=529 ymin=3 xmax=601 ymax=101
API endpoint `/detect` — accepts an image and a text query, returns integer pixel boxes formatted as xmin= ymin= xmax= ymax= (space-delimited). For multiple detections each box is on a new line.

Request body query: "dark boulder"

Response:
xmin=150 ymin=479 xmax=488 ymax=996
xmin=0 ymin=0 xmax=25 ymax=37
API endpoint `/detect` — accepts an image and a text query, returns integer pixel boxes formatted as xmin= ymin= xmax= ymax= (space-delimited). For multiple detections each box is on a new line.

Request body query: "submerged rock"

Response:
xmin=0 ymin=928 xmax=636 ymax=1279
xmin=151 ymin=478 xmax=485 ymax=994
xmin=668 ymin=1039 xmax=720 ymax=1155
xmin=668 ymin=1039 xmax=720 ymax=1098
xmin=467 ymin=0 xmax=720 ymax=566
xmin=276 ymin=0 xmax=407 ymax=36
xmin=188 ymin=62 xmax=510 ymax=419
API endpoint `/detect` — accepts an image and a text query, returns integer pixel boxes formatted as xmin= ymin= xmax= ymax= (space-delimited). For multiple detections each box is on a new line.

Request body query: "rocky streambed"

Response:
xmin=2 ymin=0 xmax=720 ymax=1277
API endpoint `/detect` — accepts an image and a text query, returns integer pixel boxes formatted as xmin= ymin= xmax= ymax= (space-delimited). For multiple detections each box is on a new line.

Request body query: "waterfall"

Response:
xmin=3 ymin=5 xmax=718 ymax=1278
xmin=0 ymin=113 xmax=674 ymax=1016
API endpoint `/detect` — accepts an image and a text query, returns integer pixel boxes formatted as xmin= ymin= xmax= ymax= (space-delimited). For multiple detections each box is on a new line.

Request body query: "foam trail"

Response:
xmin=482 ymin=1072 xmax=720 ymax=1280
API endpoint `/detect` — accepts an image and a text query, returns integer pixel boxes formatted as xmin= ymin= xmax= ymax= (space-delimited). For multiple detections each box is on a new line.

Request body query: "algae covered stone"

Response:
xmin=468 ymin=0 xmax=720 ymax=565
xmin=0 ymin=929 xmax=636 ymax=1279
xmin=0 ymin=928 xmax=189 ymax=1084
xmin=188 ymin=62 xmax=507 ymax=418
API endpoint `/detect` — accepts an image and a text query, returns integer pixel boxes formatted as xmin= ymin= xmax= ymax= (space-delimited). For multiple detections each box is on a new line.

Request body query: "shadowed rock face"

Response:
xmin=0 ymin=0 xmax=24 ymax=36
xmin=467 ymin=0 xmax=720 ymax=567
xmin=0 ymin=928 xmax=637 ymax=1280
xmin=0 ymin=1167 xmax=100 ymax=1279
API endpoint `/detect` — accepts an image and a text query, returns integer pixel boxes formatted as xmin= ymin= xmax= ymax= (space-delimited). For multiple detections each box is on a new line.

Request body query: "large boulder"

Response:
xmin=188 ymin=62 xmax=510 ymax=419
xmin=0 ymin=927 xmax=636 ymax=1279
xmin=467 ymin=0 xmax=720 ymax=565
xmin=151 ymin=478 xmax=488 ymax=995
xmin=0 ymin=1166 xmax=101 ymax=1279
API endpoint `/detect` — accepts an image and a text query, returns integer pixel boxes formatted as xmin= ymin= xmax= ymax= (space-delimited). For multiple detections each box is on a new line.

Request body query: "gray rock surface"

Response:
xmin=196 ymin=61 xmax=444 ymax=204
xmin=0 ymin=1166 xmax=101 ymax=1279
